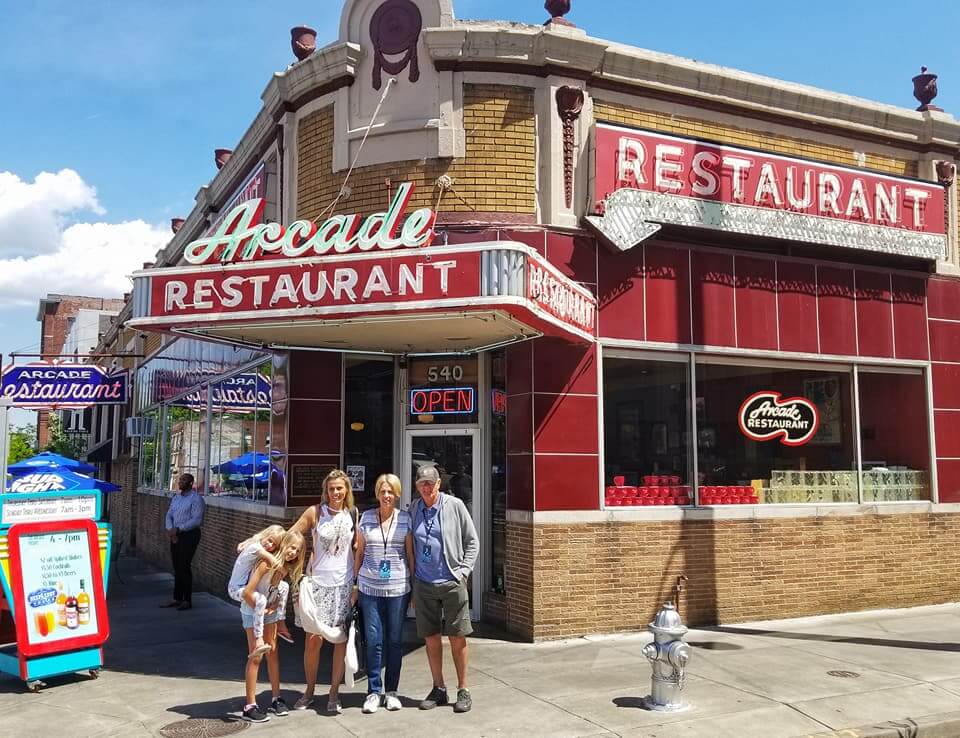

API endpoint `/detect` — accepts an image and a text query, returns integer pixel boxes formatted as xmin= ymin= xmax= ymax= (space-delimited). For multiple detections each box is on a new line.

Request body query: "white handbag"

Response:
xmin=344 ymin=619 xmax=360 ymax=688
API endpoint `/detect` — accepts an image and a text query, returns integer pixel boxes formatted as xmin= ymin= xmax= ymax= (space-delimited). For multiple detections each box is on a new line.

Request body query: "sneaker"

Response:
xmin=293 ymin=695 xmax=314 ymax=711
xmin=326 ymin=700 xmax=342 ymax=715
xmin=453 ymin=688 xmax=472 ymax=713
xmin=242 ymin=704 xmax=270 ymax=723
xmin=277 ymin=628 xmax=294 ymax=644
xmin=419 ymin=686 xmax=448 ymax=710
xmin=269 ymin=697 xmax=289 ymax=716
xmin=362 ymin=693 xmax=381 ymax=714
xmin=384 ymin=692 xmax=402 ymax=711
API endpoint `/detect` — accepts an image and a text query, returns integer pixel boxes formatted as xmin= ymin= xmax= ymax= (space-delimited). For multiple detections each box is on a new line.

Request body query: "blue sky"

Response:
xmin=1 ymin=0 xmax=958 ymax=426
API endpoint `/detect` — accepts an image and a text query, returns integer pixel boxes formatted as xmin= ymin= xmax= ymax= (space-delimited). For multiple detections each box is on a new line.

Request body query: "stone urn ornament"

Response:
xmin=545 ymin=0 xmax=575 ymax=26
xmin=936 ymin=160 xmax=956 ymax=187
xmin=291 ymin=25 xmax=317 ymax=62
xmin=913 ymin=66 xmax=942 ymax=112
xmin=170 ymin=218 xmax=185 ymax=234
xmin=370 ymin=0 xmax=423 ymax=90
xmin=214 ymin=148 xmax=233 ymax=170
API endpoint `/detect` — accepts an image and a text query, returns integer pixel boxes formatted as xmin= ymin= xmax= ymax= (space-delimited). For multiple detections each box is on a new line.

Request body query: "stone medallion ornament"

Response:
xmin=370 ymin=0 xmax=423 ymax=90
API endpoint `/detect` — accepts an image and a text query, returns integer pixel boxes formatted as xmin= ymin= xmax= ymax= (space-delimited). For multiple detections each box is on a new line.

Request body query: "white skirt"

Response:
xmin=295 ymin=577 xmax=352 ymax=643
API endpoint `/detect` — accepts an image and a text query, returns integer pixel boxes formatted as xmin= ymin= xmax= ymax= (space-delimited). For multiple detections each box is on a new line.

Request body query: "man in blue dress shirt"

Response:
xmin=162 ymin=473 xmax=205 ymax=611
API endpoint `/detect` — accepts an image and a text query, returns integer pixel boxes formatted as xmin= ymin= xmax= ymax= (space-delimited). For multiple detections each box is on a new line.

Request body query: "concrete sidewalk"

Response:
xmin=4 ymin=557 xmax=960 ymax=737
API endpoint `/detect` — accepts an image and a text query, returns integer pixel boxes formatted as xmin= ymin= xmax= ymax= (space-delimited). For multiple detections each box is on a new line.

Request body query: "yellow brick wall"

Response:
xmin=594 ymin=101 xmax=919 ymax=178
xmin=506 ymin=513 xmax=960 ymax=641
xmin=297 ymin=84 xmax=536 ymax=220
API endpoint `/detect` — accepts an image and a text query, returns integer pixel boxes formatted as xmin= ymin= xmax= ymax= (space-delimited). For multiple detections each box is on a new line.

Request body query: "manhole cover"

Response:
xmin=827 ymin=670 xmax=861 ymax=679
xmin=158 ymin=719 xmax=249 ymax=738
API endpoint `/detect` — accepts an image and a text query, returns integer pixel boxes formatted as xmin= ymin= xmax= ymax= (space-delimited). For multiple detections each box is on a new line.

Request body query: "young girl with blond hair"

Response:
xmin=228 ymin=524 xmax=292 ymax=656
xmin=240 ymin=530 xmax=306 ymax=723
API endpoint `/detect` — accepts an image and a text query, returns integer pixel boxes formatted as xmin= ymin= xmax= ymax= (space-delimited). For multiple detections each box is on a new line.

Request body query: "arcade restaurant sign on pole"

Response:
xmin=1 ymin=363 xmax=128 ymax=409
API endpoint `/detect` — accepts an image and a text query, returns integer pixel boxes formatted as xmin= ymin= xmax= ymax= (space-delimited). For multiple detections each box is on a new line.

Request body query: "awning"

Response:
xmin=128 ymin=242 xmax=597 ymax=354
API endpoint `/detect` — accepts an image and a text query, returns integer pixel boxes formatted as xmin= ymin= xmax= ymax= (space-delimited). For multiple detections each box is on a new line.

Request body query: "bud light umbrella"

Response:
xmin=5 ymin=469 xmax=120 ymax=493
xmin=8 ymin=451 xmax=97 ymax=477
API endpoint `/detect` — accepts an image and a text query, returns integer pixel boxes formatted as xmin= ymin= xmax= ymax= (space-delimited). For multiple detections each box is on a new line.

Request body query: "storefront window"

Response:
xmin=166 ymin=404 xmax=205 ymax=492
xmin=603 ymin=356 xmax=691 ymax=506
xmin=696 ymin=361 xmax=857 ymax=504
xmin=858 ymin=369 xmax=931 ymax=501
xmin=490 ymin=350 xmax=507 ymax=594
xmin=139 ymin=408 xmax=160 ymax=487
xmin=343 ymin=357 xmax=395 ymax=510
xmin=208 ymin=362 xmax=272 ymax=501
xmin=407 ymin=357 xmax=479 ymax=427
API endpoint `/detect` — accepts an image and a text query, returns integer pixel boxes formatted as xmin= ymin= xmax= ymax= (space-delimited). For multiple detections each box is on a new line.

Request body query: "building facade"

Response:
xmin=35 ymin=295 xmax=124 ymax=448
xmin=91 ymin=0 xmax=960 ymax=641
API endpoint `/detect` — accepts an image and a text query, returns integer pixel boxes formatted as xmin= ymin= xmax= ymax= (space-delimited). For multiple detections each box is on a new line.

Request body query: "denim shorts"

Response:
xmin=240 ymin=603 xmax=281 ymax=630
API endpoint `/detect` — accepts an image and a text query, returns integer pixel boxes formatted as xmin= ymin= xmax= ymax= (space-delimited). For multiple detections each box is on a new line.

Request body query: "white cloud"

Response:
xmin=0 ymin=220 xmax=169 ymax=307
xmin=0 ymin=169 xmax=105 ymax=258
xmin=0 ymin=169 xmax=170 ymax=307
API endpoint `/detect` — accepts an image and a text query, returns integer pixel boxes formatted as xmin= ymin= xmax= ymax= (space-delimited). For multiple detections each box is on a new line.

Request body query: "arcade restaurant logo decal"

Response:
xmin=738 ymin=391 xmax=820 ymax=447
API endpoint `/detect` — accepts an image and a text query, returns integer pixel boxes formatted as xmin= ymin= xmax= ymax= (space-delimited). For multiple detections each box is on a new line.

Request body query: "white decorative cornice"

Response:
xmin=424 ymin=22 xmax=960 ymax=152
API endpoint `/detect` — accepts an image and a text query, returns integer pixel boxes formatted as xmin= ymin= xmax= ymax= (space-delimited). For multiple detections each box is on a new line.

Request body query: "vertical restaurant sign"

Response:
xmin=738 ymin=391 xmax=820 ymax=447
xmin=9 ymin=520 xmax=110 ymax=657
xmin=1 ymin=363 xmax=128 ymax=408
xmin=588 ymin=123 xmax=947 ymax=260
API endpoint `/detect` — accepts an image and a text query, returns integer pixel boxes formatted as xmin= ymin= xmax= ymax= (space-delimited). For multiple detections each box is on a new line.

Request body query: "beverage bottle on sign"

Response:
xmin=77 ymin=580 xmax=90 ymax=625
xmin=65 ymin=590 xmax=79 ymax=630
xmin=56 ymin=582 xmax=67 ymax=626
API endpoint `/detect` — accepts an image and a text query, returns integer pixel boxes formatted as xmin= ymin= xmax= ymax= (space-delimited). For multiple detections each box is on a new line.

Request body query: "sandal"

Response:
xmin=247 ymin=643 xmax=272 ymax=660
xmin=293 ymin=695 xmax=314 ymax=711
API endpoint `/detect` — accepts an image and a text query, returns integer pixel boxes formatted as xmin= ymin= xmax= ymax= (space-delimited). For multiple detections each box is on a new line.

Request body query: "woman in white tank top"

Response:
xmin=289 ymin=469 xmax=359 ymax=714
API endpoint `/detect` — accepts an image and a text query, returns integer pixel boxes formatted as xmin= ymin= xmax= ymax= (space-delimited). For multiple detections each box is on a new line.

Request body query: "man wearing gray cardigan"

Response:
xmin=409 ymin=464 xmax=479 ymax=714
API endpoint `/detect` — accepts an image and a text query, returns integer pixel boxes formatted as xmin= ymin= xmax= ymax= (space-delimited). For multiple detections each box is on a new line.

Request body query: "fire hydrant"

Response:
xmin=642 ymin=602 xmax=691 ymax=712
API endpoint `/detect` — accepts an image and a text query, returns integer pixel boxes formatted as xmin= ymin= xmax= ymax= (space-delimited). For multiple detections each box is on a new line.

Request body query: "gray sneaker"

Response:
xmin=419 ymin=686 xmax=448 ymax=710
xmin=454 ymin=688 xmax=472 ymax=713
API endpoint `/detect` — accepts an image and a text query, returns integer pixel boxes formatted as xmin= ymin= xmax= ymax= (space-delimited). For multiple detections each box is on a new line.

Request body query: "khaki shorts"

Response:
xmin=413 ymin=578 xmax=473 ymax=638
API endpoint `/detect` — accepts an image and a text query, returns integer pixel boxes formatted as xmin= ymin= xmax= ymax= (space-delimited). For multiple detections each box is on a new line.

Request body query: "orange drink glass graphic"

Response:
xmin=34 ymin=610 xmax=56 ymax=637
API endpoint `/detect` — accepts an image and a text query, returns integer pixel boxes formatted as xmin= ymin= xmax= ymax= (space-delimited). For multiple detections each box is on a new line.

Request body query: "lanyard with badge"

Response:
xmin=378 ymin=509 xmax=397 ymax=579
xmin=419 ymin=497 xmax=442 ymax=564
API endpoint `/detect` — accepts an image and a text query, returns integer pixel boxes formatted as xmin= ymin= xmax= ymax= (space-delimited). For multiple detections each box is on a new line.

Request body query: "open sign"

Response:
xmin=409 ymin=387 xmax=475 ymax=415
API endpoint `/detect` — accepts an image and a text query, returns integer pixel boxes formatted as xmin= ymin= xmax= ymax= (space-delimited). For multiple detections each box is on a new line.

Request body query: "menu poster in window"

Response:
xmin=9 ymin=519 xmax=109 ymax=657
xmin=804 ymin=378 xmax=842 ymax=445
xmin=347 ymin=465 xmax=365 ymax=493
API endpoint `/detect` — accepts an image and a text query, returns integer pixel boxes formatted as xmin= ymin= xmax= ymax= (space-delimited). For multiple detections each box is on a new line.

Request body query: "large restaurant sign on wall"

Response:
xmin=738 ymin=391 xmax=820 ymax=447
xmin=589 ymin=123 xmax=947 ymax=260
xmin=128 ymin=182 xmax=597 ymax=350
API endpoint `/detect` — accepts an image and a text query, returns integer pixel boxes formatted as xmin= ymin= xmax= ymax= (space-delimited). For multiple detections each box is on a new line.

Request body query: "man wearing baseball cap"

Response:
xmin=410 ymin=464 xmax=479 ymax=713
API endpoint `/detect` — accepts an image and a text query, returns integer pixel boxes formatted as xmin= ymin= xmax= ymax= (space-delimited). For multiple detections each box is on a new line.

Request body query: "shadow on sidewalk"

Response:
xmin=711 ymin=624 xmax=960 ymax=652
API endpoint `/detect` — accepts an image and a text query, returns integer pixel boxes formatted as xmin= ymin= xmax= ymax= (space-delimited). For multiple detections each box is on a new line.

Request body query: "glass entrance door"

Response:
xmin=403 ymin=428 xmax=482 ymax=620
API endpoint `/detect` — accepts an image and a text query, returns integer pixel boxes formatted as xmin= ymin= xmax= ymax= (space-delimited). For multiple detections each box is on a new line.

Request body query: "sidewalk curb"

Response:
xmin=801 ymin=711 xmax=960 ymax=738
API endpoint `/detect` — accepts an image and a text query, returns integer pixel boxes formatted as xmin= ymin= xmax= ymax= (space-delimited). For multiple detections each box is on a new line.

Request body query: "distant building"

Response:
xmin=35 ymin=295 xmax=125 ymax=448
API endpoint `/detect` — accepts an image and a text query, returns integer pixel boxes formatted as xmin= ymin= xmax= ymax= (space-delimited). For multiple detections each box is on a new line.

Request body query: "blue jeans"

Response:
xmin=359 ymin=591 xmax=409 ymax=695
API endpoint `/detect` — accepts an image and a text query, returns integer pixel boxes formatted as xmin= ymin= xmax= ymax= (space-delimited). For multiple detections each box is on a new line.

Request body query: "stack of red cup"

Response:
xmin=699 ymin=485 xmax=759 ymax=505
xmin=605 ymin=475 xmax=640 ymax=506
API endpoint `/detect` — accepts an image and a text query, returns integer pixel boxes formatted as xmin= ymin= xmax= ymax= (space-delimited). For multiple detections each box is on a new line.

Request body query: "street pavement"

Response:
xmin=4 ymin=556 xmax=960 ymax=737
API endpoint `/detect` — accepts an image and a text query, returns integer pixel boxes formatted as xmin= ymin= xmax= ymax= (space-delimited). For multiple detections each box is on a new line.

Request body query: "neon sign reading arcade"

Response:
xmin=184 ymin=182 xmax=437 ymax=265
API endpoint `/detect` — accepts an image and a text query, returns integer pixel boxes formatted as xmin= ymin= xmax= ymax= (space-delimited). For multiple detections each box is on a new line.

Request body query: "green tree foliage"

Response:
xmin=8 ymin=424 xmax=36 ymax=465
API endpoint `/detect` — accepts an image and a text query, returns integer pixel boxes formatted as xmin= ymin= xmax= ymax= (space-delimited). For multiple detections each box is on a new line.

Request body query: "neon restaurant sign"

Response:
xmin=1 ymin=363 xmax=128 ymax=409
xmin=184 ymin=182 xmax=437 ymax=265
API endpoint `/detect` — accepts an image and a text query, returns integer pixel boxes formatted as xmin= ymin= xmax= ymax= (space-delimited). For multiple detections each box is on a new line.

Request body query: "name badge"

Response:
xmin=421 ymin=544 xmax=432 ymax=563
xmin=378 ymin=559 xmax=391 ymax=579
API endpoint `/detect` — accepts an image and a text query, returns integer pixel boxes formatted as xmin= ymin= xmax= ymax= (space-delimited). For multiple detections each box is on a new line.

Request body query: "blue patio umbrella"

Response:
xmin=8 ymin=451 xmax=97 ymax=476
xmin=212 ymin=452 xmax=272 ymax=476
xmin=6 ymin=468 xmax=119 ymax=494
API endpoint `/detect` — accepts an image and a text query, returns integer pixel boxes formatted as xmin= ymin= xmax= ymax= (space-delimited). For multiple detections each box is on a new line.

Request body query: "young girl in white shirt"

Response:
xmin=228 ymin=524 xmax=291 ymax=657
